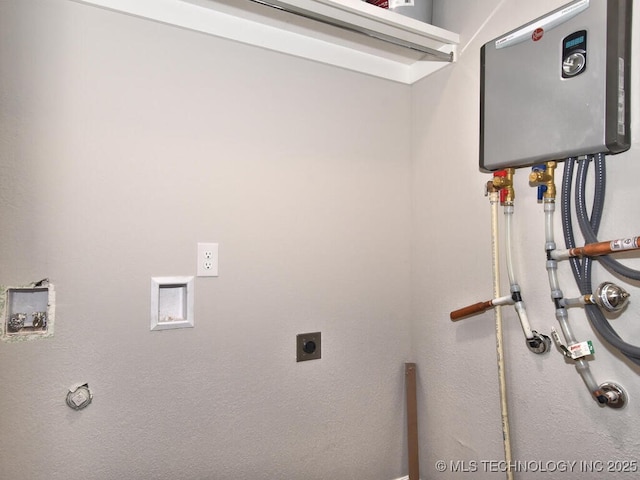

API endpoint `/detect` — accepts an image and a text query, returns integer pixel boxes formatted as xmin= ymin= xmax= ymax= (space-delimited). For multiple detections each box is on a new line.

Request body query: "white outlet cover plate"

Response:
xmin=197 ymin=242 xmax=219 ymax=277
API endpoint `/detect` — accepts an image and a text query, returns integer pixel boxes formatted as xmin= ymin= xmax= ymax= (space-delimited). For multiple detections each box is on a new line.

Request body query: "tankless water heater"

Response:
xmin=480 ymin=0 xmax=632 ymax=171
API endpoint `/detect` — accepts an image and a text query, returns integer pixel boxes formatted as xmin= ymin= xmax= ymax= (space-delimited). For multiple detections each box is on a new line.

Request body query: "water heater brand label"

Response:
xmin=532 ymin=28 xmax=544 ymax=41
xmin=365 ymin=0 xmax=389 ymax=8
xmin=496 ymin=0 xmax=589 ymax=49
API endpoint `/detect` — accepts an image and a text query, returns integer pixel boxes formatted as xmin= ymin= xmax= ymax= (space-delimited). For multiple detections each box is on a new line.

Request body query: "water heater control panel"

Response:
xmin=562 ymin=30 xmax=587 ymax=78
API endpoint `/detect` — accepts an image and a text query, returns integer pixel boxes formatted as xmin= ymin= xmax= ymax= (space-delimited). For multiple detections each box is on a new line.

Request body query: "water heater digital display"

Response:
xmin=480 ymin=0 xmax=632 ymax=171
xmin=565 ymin=34 xmax=585 ymax=49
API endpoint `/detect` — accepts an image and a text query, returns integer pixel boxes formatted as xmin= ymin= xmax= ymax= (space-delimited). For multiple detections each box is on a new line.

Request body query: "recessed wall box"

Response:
xmin=480 ymin=0 xmax=632 ymax=171
xmin=150 ymin=277 xmax=194 ymax=331
xmin=1 ymin=282 xmax=55 ymax=342
xmin=296 ymin=332 xmax=321 ymax=362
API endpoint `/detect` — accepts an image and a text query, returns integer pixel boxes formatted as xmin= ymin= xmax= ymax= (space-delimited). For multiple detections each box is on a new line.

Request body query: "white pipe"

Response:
xmin=493 ymin=295 xmax=515 ymax=307
xmin=545 ymin=203 xmax=563 ymax=296
xmin=504 ymin=204 xmax=534 ymax=339
xmin=562 ymin=296 xmax=588 ymax=308
xmin=504 ymin=204 xmax=517 ymax=287
xmin=544 ymin=199 xmax=599 ymax=394
xmin=575 ymin=357 xmax=600 ymax=393
xmin=513 ymin=302 xmax=533 ymax=338
xmin=550 ymin=248 xmax=571 ymax=261
xmin=544 ymin=201 xmax=555 ymax=245
xmin=490 ymin=190 xmax=514 ymax=480
xmin=555 ymin=305 xmax=576 ymax=344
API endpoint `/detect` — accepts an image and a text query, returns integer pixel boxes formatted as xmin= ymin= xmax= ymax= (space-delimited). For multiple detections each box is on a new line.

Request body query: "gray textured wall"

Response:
xmin=0 ymin=1 xmax=412 ymax=478
xmin=3 ymin=1 xmax=640 ymax=479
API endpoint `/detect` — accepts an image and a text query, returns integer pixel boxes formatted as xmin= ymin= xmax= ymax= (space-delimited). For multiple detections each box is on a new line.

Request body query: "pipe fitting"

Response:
xmin=596 ymin=382 xmax=627 ymax=408
xmin=530 ymin=165 xmax=547 ymax=202
xmin=492 ymin=169 xmax=515 ymax=204
xmin=526 ymin=331 xmax=552 ymax=354
xmin=485 ymin=180 xmax=499 ymax=195
xmin=8 ymin=313 xmax=26 ymax=332
xmin=529 ymin=161 xmax=557 ymax=200
xmin=550 ymin=288 xmax=563 ymax=301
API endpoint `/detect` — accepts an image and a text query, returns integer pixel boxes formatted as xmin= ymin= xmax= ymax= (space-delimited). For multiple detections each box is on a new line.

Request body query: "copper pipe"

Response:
xmin=569 ymin=236 xmax=640 ymax=258
xmin=450 ymin=300 xmax=494 ymax=320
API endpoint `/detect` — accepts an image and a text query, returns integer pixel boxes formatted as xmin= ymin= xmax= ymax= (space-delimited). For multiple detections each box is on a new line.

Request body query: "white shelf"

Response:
xmin=73 ymin=0 xmax=459 ymax=84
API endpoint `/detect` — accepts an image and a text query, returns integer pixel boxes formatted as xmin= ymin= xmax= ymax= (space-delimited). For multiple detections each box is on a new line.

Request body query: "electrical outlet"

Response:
xmin=296 ymin=332 xmax=321 ymax=362
xmin=197 ymin=243 xmax=219 ymax=277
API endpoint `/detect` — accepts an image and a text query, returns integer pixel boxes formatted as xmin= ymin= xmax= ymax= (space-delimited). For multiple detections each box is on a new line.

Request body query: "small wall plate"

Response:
xmin=297 ymin=332 xmax=321 ymax=362
xmin=66 ymin=383 xmax=93 ymax=410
